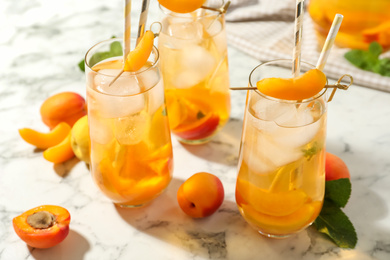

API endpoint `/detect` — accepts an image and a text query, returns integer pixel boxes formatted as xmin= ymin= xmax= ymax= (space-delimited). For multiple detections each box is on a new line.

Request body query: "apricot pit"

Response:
xmin=27 ymin=211 xmax=55 ymax=229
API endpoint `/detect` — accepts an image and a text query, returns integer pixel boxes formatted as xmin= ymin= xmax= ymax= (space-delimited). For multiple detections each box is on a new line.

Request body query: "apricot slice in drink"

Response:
xmin=256 ymin=69 xmax=327 ymax=100
xmin=19 ymin=122 xmax=71 ymax=149
xmin=124 ymin=30 xmax=154 ymax=72
xmin=43 ymin=132 xmax=75 ymax=163
xmin=236 ymin=179 xmax=308 ymax=216
xmin=158 ymin=0 xmax=206 ymax=13
xmin=241 ymin=201 xmax=321 ymax=236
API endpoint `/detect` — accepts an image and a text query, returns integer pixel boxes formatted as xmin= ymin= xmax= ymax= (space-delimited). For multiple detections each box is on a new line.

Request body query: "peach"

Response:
xmin=40 ymin=92 xmax=87 ymax=129
xmin=13 ymin=205 xmax=70 ymax=249
xmin=43 ymin=132 xmax=75 ymax=163
xmin=177 ymin=172 xmax=224 ymax=218
xmin=19 ymin=122 xmax=71 ymax=149
xmin=325 ymin=152 xmax=351 ymax=181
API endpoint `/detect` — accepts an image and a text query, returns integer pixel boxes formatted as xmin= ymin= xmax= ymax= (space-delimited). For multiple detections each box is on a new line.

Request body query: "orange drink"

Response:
xmin=308 ymin=0 xmax=390 ymax=49
xmin=236 ymin=60 xmax=327 ymax=237
xmin=158 ymin=0 xmax=231 ymax=144
xmin=85 ymin=38 xmax=173 ymax=207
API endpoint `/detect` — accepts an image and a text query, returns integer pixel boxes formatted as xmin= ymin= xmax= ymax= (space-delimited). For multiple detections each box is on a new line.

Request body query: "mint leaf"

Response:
xmin=110 ymin=41 xmax=123 ymax=56
xmin=324 ymin=178 xmax=351 ymax=208
xmin=78 ymin=36 xmax=122 ymax=72
xmin=344 ymin=41 xmax=390 ymax=77
xmin=314 ymin=200 xmax=357 ymax=248
xmin=78 ymin=59 xmax=85 ymax=72
xmin=368 ymin=41 xmax=382 ymax=58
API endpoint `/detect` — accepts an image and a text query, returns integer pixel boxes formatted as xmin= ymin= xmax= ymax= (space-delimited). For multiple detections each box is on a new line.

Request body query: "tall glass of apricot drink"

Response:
xmin=158 ymin=0 xmax=231 ymax=144
xmin=85 ymin=37 xmax=173 ymax=207
xmin=236 ymin=60 xmax=327 ymax=237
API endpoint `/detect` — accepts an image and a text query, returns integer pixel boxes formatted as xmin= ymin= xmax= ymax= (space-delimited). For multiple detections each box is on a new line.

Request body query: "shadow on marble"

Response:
xmin=29 ymin=230 xmax=89 ymax=260
xmin=112 ymin=178 xmax=329 ymax=260
xmin=178 ymin=117 xmax=243 ymax=166
xmin=53 ymin=157 xmax=80 ymax=177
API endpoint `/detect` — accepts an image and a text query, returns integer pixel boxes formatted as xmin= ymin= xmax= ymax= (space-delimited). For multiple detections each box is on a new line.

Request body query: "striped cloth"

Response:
xmin=224 ymin=0 xmax=390 ymax=92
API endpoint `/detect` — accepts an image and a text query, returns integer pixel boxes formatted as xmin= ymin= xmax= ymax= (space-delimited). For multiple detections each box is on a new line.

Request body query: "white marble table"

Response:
xmin=1 ymin=0 xmax=390 ymax=259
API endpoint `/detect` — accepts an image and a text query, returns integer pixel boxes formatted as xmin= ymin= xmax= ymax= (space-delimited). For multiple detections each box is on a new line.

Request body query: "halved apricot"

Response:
xmin=43 ymin=132 xmax=75 ymax=163
xmin=19 ymin=122 xmax=71 ymax=149
xmin=124 ymin=30 xmax=154 ymax=72
xmin=256 ymin=69 xmax=327 ymax=100
xmin=13 ymin=205 xmax=70 ymax=249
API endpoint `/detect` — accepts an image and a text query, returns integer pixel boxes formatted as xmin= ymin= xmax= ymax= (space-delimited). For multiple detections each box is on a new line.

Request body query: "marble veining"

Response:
xmin=1 ymin=0 xmax=390 ymax=259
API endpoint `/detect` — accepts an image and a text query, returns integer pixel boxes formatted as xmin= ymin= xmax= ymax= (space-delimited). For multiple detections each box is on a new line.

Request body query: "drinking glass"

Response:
xmin=308 ymin=0 xmax=390 ymax=49
xmin=85 ymin=38 xmax=173 ymax=208
xmin=158 ymin=0 xmax=231 ymax=144
xmin=236 ymin=60 xmax=327 ymax=237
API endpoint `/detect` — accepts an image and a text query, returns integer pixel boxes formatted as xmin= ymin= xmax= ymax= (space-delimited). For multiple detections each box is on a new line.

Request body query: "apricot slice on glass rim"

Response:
xmin=158 ymin=0 xmax=206 ymax=13
xmin=13 ymin=205 xmax=70 ymax=249
xmin=19 ymin=122 xmax=71 ymax=149
xmin=256 ymin=69 xmax=327 ymax=100
xmin=124 ymin=30 xmax=154 ymax=72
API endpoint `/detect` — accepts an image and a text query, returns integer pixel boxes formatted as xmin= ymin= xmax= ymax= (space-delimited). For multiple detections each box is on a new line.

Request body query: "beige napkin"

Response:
xmin=225 ymin=0 xmax=390 ymax=92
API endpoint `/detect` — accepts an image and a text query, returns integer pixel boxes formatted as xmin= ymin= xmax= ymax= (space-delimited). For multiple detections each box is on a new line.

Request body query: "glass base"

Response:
xmin=176 ymin=133 xmax=218 ymax=145
xmin=257 ymin=230 xmax=295 ymax=239
xmin=114 ymin=202 xmax=149 ymax=208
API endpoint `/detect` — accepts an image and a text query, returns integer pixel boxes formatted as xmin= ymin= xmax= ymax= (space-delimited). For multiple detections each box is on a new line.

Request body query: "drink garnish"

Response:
xmin=256 ymin=69 xmax=327 ymax=100
xmin=314 ymin=178 xmax=357 ymax=248
xmin=345 ymin=41 xmax=390 ymax=77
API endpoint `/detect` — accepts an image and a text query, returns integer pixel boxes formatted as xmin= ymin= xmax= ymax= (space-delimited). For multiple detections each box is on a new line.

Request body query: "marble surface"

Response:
xmin=1 ymin=0 xmax=390 ymax=259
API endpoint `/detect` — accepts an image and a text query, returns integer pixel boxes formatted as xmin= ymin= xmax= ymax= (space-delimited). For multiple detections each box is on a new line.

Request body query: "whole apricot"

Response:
xmin=325 ymin=152 xmax=351 ymax=181
xmin=177 ymin=172 xmax=224 ymax=218
xmin=40 ymin=92 xmax=87 ymax=129
xmin=70 ymin=115 xmax=90 ymax=164
xmin=13 ymin=205 xmax=70 ymax=249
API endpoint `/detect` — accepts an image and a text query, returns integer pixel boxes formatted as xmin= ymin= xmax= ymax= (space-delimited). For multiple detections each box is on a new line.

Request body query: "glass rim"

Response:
xmin=85 ymin=37 xmax=160 ymax=77
xmin=249 ymin=59 xmax=328 ymax=104
xmin=85 ymin=38 xmax=161 ymax=97
xmin=158 ymin=0 xmax=225 ymax=18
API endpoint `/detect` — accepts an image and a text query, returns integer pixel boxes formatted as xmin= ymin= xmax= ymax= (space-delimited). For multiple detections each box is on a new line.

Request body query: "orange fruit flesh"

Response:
xmin=256 ymin=69 xmax=327 ymax=100
xmin=158 ymin=0 xmax=207 ymax=13
xmin=124 ymin=30 xmax=154 ymax=72
xmin=236 ymin=178 xmax=322 ymax=235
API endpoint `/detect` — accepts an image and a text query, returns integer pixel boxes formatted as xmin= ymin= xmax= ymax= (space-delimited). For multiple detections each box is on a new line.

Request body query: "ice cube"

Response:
xmin=91 ymin=71 xmax=145 ymax=118
xmin=173 ymin=45 xmax=216 ymax=88
xmin=114 ymin=111 xmax=150 ymax=145
xmin=136 ymin=67 xmax=165 ymax=115
xmin=164 ymin=17 xmax=203 ymax=49
xmin=272 ymin=105 xmax=321 ymax=148
xmin=88 ymin=115 xmax=113 ymax=145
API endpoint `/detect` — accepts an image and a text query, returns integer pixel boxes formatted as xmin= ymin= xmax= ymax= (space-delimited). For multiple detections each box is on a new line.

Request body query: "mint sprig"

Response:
xmin=344 ymin=41 xmax=390 ymax=77
xmin=78 ymin=36 xmax=122 ymax=72
xmin=314 ymin=178 xmax=357 ymax=248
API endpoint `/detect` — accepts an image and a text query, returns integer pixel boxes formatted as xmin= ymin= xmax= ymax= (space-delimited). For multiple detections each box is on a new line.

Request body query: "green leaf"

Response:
xmin=344 ymin=50 xmax=367 ymax=68
xmin=344 ymin=41 xmax=390 ymax=78
xmin=110 ymin=41 xmax=123 ymax=56
xmin=78 ymin=37 xmax=122 ymax=73
xmin=314 ymin=200 xmax=357 ymax=249
xmin=324 ymin=178 xmax=351 ymax=208
xmin=78 ymin=59 xmax=85 ymax=72
xmin=368 ymin=41 xmax=382 ymax=58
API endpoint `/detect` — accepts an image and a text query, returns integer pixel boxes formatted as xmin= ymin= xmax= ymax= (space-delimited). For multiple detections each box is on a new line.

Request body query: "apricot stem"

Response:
xmin=27 ymin=211 xmax=55 ymax=229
